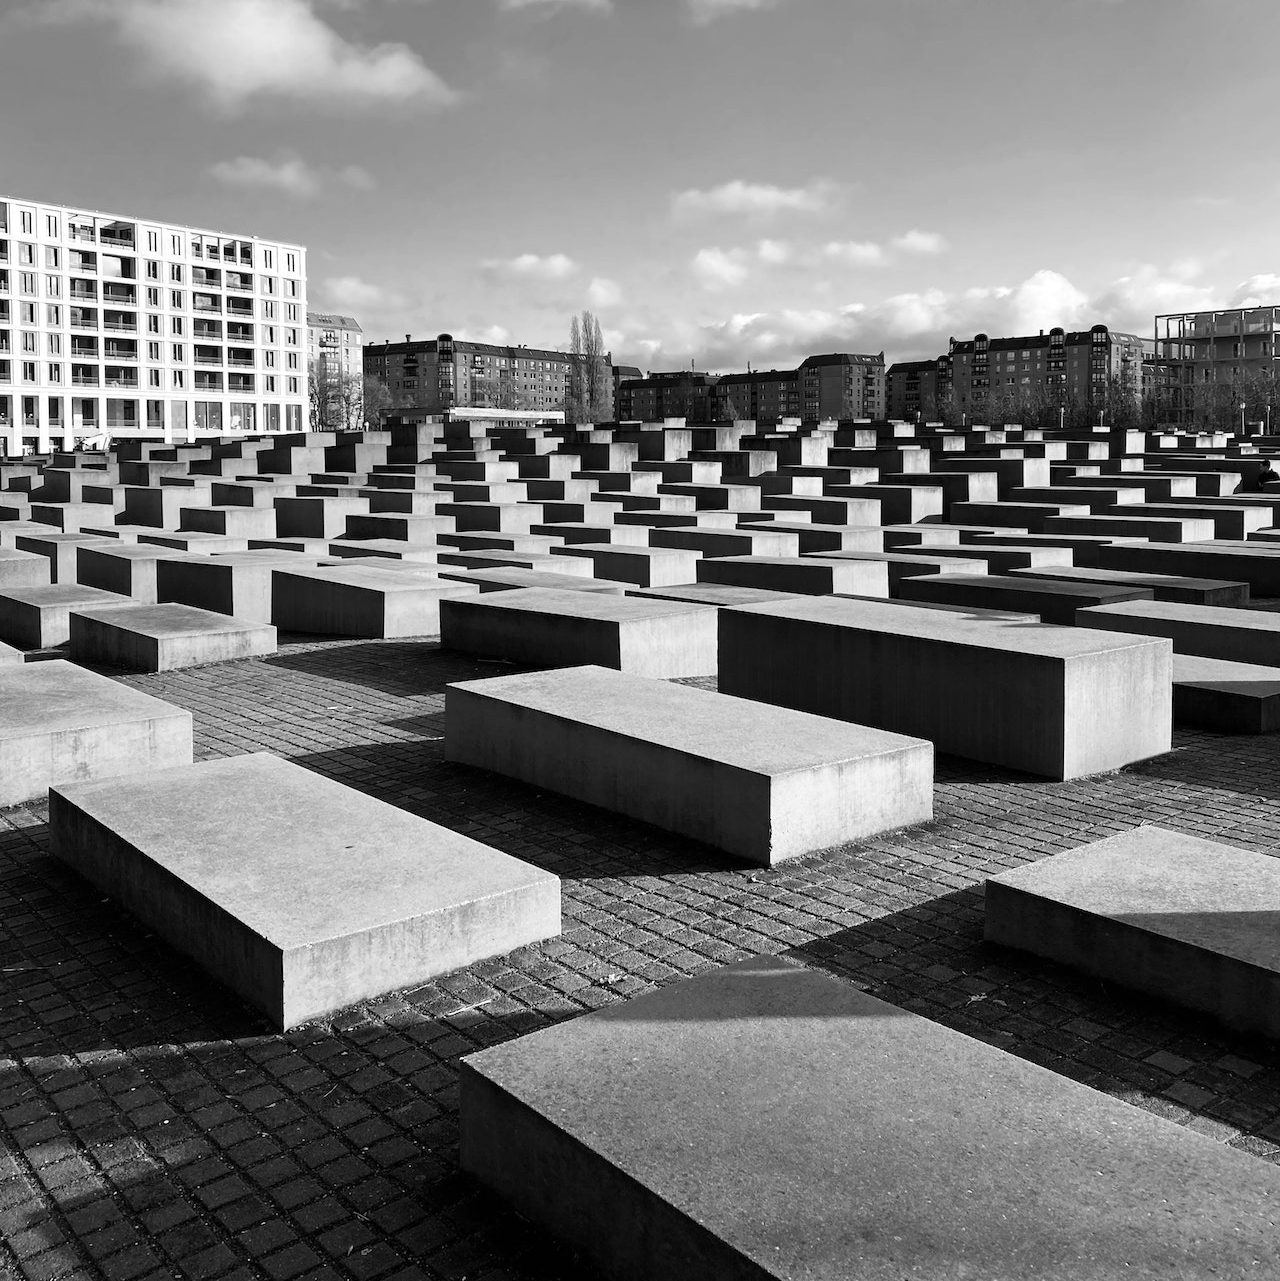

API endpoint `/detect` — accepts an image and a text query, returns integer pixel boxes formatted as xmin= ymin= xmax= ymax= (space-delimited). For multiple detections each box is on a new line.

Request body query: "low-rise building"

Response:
xmin=307 ymin=311 xmax=363 ymax=428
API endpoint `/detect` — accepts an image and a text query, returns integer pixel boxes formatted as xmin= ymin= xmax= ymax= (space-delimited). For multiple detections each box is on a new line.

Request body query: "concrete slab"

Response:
xmin=627 ymin=583 xmax=804 ymax=609
xmin=462 ymin=953 xmax=1280 ymax=1281
xmin=1077 ymin=598 xmax=1280 ymax=666
xmin=0 ymin=583 xmax=132 ymax=648
xmin=157 ymin=552 xmax=325 ymax=624
xmin=15 ymin=532 xmax=116 ymax=584
xmin=440 ymin=588 xmax=718 ymax=678
xmin=1095 ymin=541 xmax=1280 ymax=597
xmin=436 ymin=567 xmax=627 ymax=594
xmin=0 ymin=545 xmax=53 ymax=588
xmin=271 ymin=565 xmax=477 ymax=638
xmin=551 ymin=543 xmax=701 ymax=588
xmin=76 ymin=543 xmax=178 ymax=603
xmin=0 ymin=660 xmax=192 ymax=806
xmin=69 ymin=603 xmax=277 ymax=671
xmin=50 ymin=753 xmax=560 ymax=1029
xmin=718 ymin=596 xmax=1172 ymax=780
xmin=986 ymin=825 xmax=1280 ymax=1039
xmin=447 ymin=666 xmax=931 ymax=864
xmin=901 ymin=574 xmax=1156 ymax=625
xmin=1008 ymin=565 xmax=1250 ymax=607
xmin=696 ymin=555 xmax=890 ymax=598
xmin=1172 ymin=653 xmax=1280 ymax=733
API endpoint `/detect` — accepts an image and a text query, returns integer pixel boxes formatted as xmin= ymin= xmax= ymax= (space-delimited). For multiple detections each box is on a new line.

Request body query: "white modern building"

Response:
xmin=0 ymin=193 xmax=308 ymax=455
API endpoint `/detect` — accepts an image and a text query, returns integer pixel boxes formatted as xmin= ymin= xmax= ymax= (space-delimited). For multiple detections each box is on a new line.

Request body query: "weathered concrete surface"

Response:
xmin=446 ymin=665 xmax=932 ymax=864
xmin=49 ymin=753 xmax=560 ymax=1029
xmin=0 ymin=582 xmax=131 ymax=648
xmin=1008 ymin=564 xmax=1250 ymax=607
xmin=0 ymin=659 xmax=192 ymax=805
xmin=271 ymin=565 xmax=477 ymax=638
xmin=157 ymin=552 xmax=326 ymax=623
xmin=440 ymin=588 xmax=718 ymax=677
xmin=550 ymin=543 xmax=702 ymax=588
xmin=69 ymin=603 xmax=277 ymax=671
xmin=462 ymin=954 xmax=1280 ymax=1281
xmin=718 ymin=596 xmax=1172 ymax=780
xmin=627 ymin=583 xmax=804 ymax=609
xmin=696 ymin=555 xmax=890 ymax=598
xmin=0 ymin=545 xmax=54 ymax=588
xmin=1171 ymin=653 xmax=1280 ymax=734
xmin=986 ymin=825 xmax=1280 ymax=1039
xmin=900 ymin=573 xmax=1156 ymax=625
xmin=1077 ymin=598 xmax=1280 ymax=666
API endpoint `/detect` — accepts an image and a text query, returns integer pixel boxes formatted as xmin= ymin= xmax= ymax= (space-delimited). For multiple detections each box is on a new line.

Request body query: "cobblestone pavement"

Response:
xmin=3 ymin=637 xmax=1280 ymax=1280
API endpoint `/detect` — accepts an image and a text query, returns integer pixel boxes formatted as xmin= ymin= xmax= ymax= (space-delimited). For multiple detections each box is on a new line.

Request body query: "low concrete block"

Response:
xmin=551 ymin=543 xmax=701 ymax=588
xmin=986 ymin=825 xmax=1280 ymax=1039
xmin=0 ymin=546 xmax=53 ymax=587
xmin=0 ymin=660 xmax=192 ymax=806
xmin=271 ymin=565 xmax=476 ymax=637
xmin=461 ymin=954 xmax=1280 ymax=1281
xmin=0 ymin=583 xmax=131 ymax=648
xmin=447 ymin=666 xmax=932 ymax=864
xmin=440 ymin=588 xmax=718 ymax=677
xmin=1172 ymin=653 xmax=1280 ymax=733
xmin=718 ymin=596 xmax=1171 ymax=780
xmin=1077 ymin=598 xmax=1280 ymax=666
xmin=69 ymin=603 xmax=277 ymax=671
xmin=1009 ymin=565 xmax=1250 ymax=607
xmin=76 ymin=543 xmax=177 ymax=603
xmin=696 ymin=555 xmax=890 ymax=597
xmin=49 ymin=753 xmax=560 ymax=1028
xmin=901 ymin=573 xmax=1156 ymax=625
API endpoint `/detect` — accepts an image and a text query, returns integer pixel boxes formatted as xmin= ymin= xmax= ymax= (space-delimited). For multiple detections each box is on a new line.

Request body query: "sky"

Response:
xmin=1 ymin=0 xmax=1278 ymax=374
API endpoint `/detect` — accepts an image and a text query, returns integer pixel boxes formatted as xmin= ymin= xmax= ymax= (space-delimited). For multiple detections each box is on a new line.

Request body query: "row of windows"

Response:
xmin=0 ymin=360 xmax=300 ymax=394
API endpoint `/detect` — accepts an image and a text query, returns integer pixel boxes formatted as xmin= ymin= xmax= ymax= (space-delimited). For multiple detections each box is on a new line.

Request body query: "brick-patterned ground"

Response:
xmin=3 ymin=638 xmax=1280 ymax=1280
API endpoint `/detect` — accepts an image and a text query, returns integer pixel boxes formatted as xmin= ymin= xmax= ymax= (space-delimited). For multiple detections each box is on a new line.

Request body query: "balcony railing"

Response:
xmin=227 ymin=357 xmax=254 ymax=368
xmin=104 ymin=352 xmax=137 ymax=363
xmin=104 ymin=377 xmax=138 ymax=389
xmin=193 ymin=356 xmax=223 ymax=366
xmin=72 ymin=375 xmax=99 ymax=386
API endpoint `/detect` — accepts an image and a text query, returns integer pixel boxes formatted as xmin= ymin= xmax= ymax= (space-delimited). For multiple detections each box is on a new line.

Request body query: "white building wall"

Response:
xmin=0 ymin=194 xmax=308 ymax=455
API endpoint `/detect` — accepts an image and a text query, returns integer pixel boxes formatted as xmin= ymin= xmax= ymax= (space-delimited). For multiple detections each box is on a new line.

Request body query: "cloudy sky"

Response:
xmin=2 ymin=0 xmax=1277 ymax=372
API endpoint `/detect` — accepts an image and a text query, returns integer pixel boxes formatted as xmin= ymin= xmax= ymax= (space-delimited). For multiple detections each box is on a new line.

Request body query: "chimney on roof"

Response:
xmin=405 ymin=334 xmax=411 ymax=343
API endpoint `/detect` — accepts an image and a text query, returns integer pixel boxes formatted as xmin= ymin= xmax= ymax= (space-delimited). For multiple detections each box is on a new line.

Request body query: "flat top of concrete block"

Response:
xmin=442 ymin=569 xmax=626 ymax=593
xmin=557 ymin=543 xmax=694 ymax=559
xmin=915 ymin=574 xmax=1156 ymax=603
xmin=274 ymin=565 xmax=450 ymax=590
xmin=723 ymin=594 xmax=1171 ymax=659
xmin=17 ymin=532 xmax=118 ymax=547
xmin=0 ymin=583 xmax=130 ymax=608
xmin=1081 ymin=599 xmax=1280 ymax=629
xmin=72 ymin=603 xmax=272 ymax=637
xmin=52 ymin=753 xmax=556 ymax=949
xmin=0 ymin=659 xmax=191 ymax=735
xmin=0 ymin=546 xmax=48 ymax=561
xmin=452 ymin=665 xmax=928 ymax=775
xmin=1173 ymin=653 xmax=1280 ymax=687
xmin=628 ymin=583 xmax=804 ymax=607
xmin=1013 ymin=566 xmax=1250 ymax=592
xmin=444 ymin=586 xmax=716 ymax=621
xmin=988 ymin=825 xmax=1280 ymax=969
xmin=464 ymin=954 xmax=1280 ymax=1280
xmin=78 ymin=544 xmax=178 ymax=562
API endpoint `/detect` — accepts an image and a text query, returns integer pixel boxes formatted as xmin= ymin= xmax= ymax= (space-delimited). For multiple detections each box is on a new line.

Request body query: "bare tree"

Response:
xmin=567 ymin=310 xmax=610 ymax=424
xmin=362 ymin=375 xmax=396 ymax=428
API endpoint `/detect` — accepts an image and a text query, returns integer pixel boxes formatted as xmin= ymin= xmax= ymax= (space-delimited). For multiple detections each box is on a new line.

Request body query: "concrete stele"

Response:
xmin=445 ymin=665 xmax=932 ymax=864
xmin=50 ymin=753 xmax=561 ymax=1029
xmin=986 ymin=824 xmax=1280 ymax=1039
xmin=69 ymin=603 xmax=277 ymax=671
xmin=461 ymin=953 xmax=1280 ymax=1281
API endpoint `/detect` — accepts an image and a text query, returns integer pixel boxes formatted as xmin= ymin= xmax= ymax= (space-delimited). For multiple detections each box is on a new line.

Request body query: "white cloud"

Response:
xmin=26 ymin=0 xmax=456 ymax=113
xmin=498 ymin=0 xmax=612 ymax=11
xmin=454 ymin=324 xmax=513 ymax=346
xmin=692 ymin=247 xmax=750 ymax=290
xmin=686 ymin=0 xmax=786 ymax=25
xmin=588 ymin=276 xmax=623 ymax=307
xmin=319 ymin=275 xmax=407 ymax=315
xmin=891 ymin=229 xmax=948 ymax=255
xmin=207 ymin=155 xmax=374 ymax=197
xmin=823 ymin=240 xmax=884 ymax=267
xmin=482 ymin=252 xmax=578 ymax=280
xmin=1228 ymin=274 xmax=1280 ymax=308
xmin=672 ymin=179 xmax=835 ymax=220
xmin=756 ymin=239 xmax=793 ymax=265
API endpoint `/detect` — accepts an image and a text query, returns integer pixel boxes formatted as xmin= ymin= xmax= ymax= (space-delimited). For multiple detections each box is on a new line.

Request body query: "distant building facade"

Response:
xmin=616 ymin=351 xmax=886 ymax=424
xmin=307 ymin=311 xmax=363 ymax=427
xmin=1154 ymin=306 xmax=1280 ymax=427
xmin=364 ymin=332 xmax=616 ymax=421
xmin=886 ymin=357 xmax=949 ymax=421
xmin=0 ymin=192 xmax=307 ymax=455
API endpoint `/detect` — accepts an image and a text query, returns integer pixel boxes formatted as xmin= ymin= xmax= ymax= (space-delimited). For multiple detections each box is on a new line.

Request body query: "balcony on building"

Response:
xmin=193 ymin=343 xmax=222 ymax=367
xmin=0 ymin=242 xmax=8 ymax=265
xmin=0 ymin=270 xmax=9 ymax=294
xmin=227 ymin=322 xmax=253 ymax=342
xmin=98 ymin=221 xmax=136 ymax=250
xmin=100 ymin=254 xmax=136 ymax=282
xmin=70 ymin=250 xmax=96 ymax=274
xmin=103 ymin=309 xmax=136 ymax=333
xmin=229 ymin=373 xmax=254 ymax=393
xmin=71 ymin=364 xmax=99 ymax=387
xmin=70 ymin=279 xmax=97 ymax=301
xmin=104 ymin=366 xmax=138 ymax=389
xmin=104 ymin=339 xmax=137 ymax=363
xmin=225 ymin=271 xmax=252 ymax=293
xmin=71 ymin=307 xmax=98 ymax=331
xmin=67 ymin=222 xmax=95 ymax=244
xmin=71 ymin=337 xmax=99 ymax=359
xmin=193 ymin=267 xmax=222 ymax=290
xmin=194 ymin=318 xmax=223 ymax=341
xmin=194 ymin=371 xmax=223 ymax=392
xmin=227 ymin=347 xmax=254 ymax=368
xmin=103 ymin=282 xmax=136 ymax=307
xmin=193 ymin=292 xmax=221 ymax=314
xmin=226 ymin=297 xmax=253 ymax=317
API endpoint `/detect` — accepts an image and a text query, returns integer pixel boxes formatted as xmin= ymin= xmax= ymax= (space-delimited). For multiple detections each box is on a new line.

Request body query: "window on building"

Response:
xmin=47 ymin=333 xmax=61 ymax=354
xmin=21 ymin=360 xmax=36 ymax=382
xmin=287 ymin=376 xmax=299 ymax=393
xmin=172 ymin=343 xmax=184 ymax=362
xmin=48 ymin=362 xmax=61 ymax=383
xmin=172 ymin=369 xmax=184 ymax=388
xmin=44 ymin=246 xmax=59 ymax=269
xmin=170 ymin=290 xmax=184 ymax=309
xmin=170 ymin=264 xmax=183 ymax=283
xmin=171 ymin=317 xmax=183 ymax=335
xmin=147 ymin=261 xmax=159 ymax=280
xmin=45 ymin=305 xmax=60 ymax=326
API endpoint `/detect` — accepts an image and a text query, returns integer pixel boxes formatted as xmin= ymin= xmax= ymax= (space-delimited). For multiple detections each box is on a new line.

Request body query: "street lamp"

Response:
xmin=1240 ymin=400 xmax=1248 ymax=439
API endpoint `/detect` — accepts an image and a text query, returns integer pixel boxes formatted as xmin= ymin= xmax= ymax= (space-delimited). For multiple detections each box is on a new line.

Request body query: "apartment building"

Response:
xmin=616 ymin=351 xmax=885 ymax=424
xmin=886 ymin=357 xmax=950 ymax=420
xmin=364 ymin=332 xmax=616 ymax=421
xmin=1154 ymin=305 xmax=1280 ymax=427
xmin=307 ymin=311 xmax=363 ymax=428
xmin=0 ymin=194 xmax=307 ymax=455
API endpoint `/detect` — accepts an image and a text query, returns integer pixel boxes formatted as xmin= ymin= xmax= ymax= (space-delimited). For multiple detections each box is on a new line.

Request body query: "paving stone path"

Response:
xmin=2 ymin=635 xmax=1280 ymax=1280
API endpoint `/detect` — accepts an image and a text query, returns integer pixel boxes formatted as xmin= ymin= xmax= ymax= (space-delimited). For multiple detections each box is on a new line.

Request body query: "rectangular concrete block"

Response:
xmin=461 ymin=954 xmax=1280 ymax=1281
xmin=1077 ymin=598 xmax=1280 ymax=666
xmin=271 ymin=566 xmax=477 ymax=638
xmin=446 ymin=665 xmax=932 ymax=864
xmin=0 ymin=660 xmax=192 ymax=805
xmin=1172 ymin=653 xmax=1280 ymax=733
xmin=440 ymin=588 xmax=718 ymax=677
xmin=0 ymin=546 xmax=53 ymax=587
xmin=986 ymin=825 xmax=1280 ymax=1040
xmin=718 ymin=596 xmax=1172 ymax=779
xmin=901 ymin=573 xmax=1156 ymax=625
xmin=696 ymin=555 xmax=890 ymax=597
xmin=0 ymin=583 xmax=132 ymax=648
xmin=49 ymin=753 xmax=560 ymax=1028
xmin=70 ymin=603 xmax=277 ymax=671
